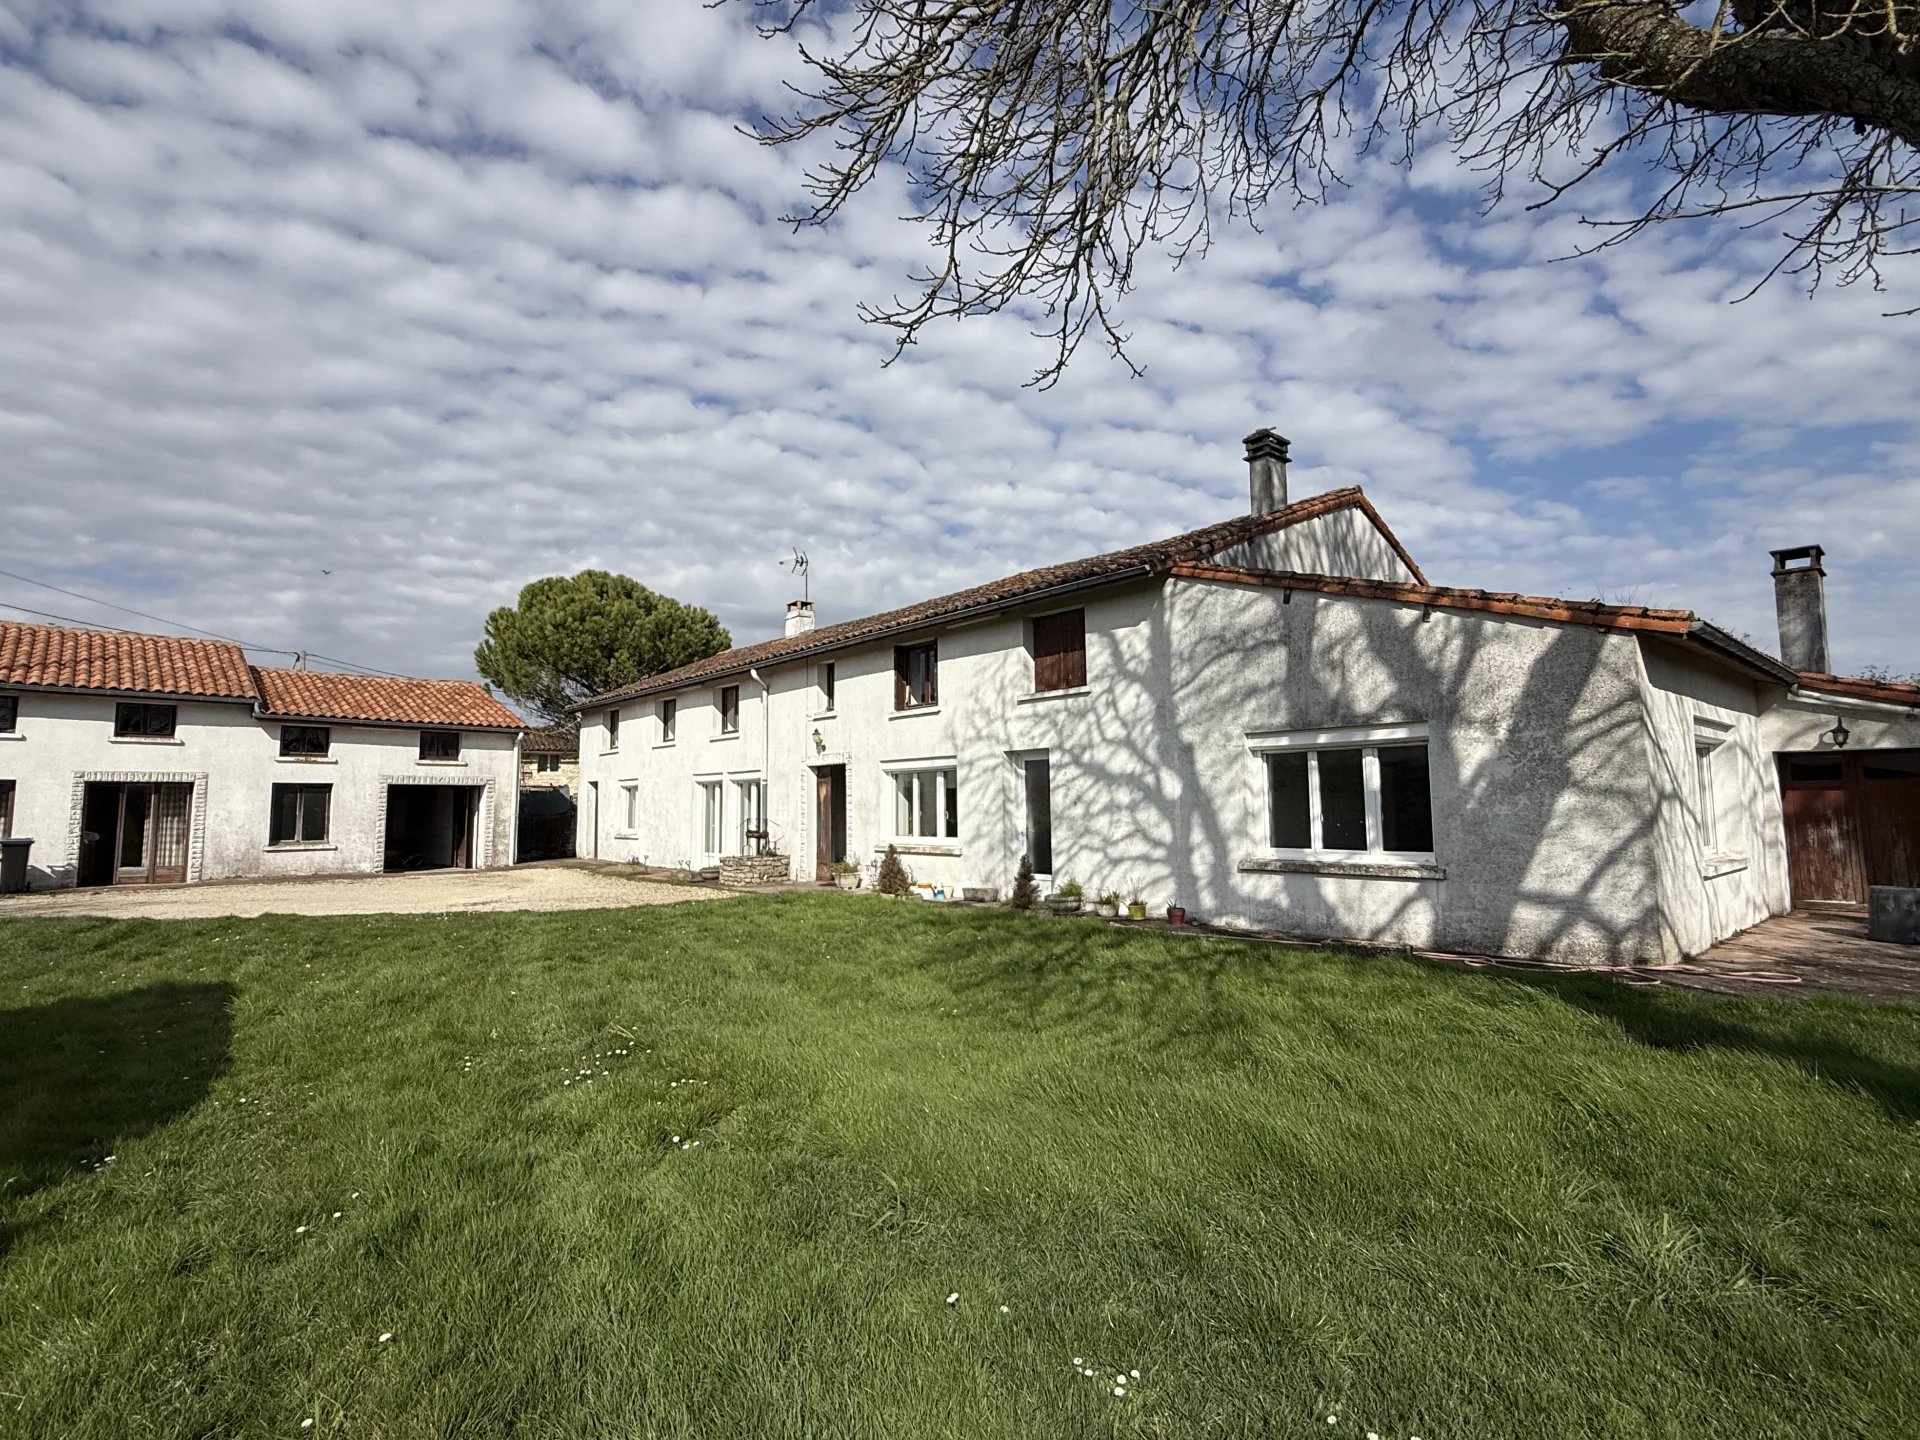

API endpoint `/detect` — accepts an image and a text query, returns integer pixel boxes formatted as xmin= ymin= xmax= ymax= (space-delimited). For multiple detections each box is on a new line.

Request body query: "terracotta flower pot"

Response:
xmin=1166 ymin=905 xmax=1187 ymax=925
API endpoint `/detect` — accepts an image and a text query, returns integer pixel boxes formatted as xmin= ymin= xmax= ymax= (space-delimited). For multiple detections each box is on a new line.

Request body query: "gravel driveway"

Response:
xmin=0 ymin=866 xmax=728 ymax=921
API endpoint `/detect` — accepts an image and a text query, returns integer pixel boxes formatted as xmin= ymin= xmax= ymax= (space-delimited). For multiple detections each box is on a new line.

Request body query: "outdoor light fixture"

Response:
xmin=1825 ymin=716 xmax=1851 ymax=750
xmin=811 ymin=727 xmax=824 ymax=753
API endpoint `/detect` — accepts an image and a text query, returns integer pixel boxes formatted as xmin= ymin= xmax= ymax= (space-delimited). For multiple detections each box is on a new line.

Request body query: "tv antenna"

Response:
xmin=785 ymin=548 xmax=810 ymax=603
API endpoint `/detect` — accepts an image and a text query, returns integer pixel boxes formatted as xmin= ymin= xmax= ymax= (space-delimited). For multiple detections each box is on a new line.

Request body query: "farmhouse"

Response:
xmin=574 ymin=429 xmax=1920 ymax=965
xmin=0 ymin=622 xmax=522 ymax=889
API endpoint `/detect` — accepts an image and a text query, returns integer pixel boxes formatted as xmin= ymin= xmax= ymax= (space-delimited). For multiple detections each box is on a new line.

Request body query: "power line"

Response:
xmin=0 ymin=566 xmax=407 ymax=679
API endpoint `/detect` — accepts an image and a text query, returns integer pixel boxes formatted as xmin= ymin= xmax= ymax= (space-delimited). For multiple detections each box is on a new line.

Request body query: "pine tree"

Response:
xmin=877 ymin=844 xmax=912 ymax=896
xmin=1010 ymin=853 xmax=1039 ymax=910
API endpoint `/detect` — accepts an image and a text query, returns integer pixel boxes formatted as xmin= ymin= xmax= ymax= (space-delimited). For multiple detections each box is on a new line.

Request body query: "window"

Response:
xmin=0 ymin=780 xmax=13 ymax=838
xmin=1259 ymin=735 xmax=1434 ymax=858
xmin=736 ymin=778 xmax=767 ymax=853
xmin=895 ymin=642 xmax=938 ymax=710
xmin=114 ymin=702 xmax=176 ymax=738
xmin=718 ymin=685 xmax=740 ymax=735
xmin=606 ymin=708 xmax=621 ymax=750
xmin=1031 ymin=609 xmax=1087 ymax=692
xmin=620 ymin=782 xmax=639 ymax=833
xmin=279 ymin=725 xmax=330 ymax=758
xmin=1023 ymin=757 xmax=1052 ymax=873
xmin=891 ymin=765 xmax=959 ymax=841
xmin=0 ymin=695 xmax=16 ymax=732
xmin=659 ymin=698 xmax=677 ymax=743
xmin=699 ymin=780 xmax=725 ymax=858
xmin=268 ymin=783 xmax=330 ymax=845
xmin=419 ymin=729 xmax=461 ymax=760
xmin=820 ymin=662 xmax=836 ymax=713
xmin=534 ymin=753 xmax=563 ymax=773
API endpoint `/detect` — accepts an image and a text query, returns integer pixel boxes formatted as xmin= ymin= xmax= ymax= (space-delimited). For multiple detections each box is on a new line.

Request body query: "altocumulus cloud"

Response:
xmin=0 ymin=0 xmax=1916 ymax=683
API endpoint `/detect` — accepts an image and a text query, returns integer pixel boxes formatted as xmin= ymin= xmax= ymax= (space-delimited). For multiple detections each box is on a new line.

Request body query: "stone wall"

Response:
xmin=718 ymin=852 xmax=792 ymax=886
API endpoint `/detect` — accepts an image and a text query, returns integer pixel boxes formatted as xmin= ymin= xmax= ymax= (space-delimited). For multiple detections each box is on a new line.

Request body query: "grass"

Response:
xmin=1 ymin=895 xmax=1917 ymax=1439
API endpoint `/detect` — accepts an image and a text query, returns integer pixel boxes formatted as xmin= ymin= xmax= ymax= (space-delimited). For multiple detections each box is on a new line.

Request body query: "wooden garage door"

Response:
xmin=1780 ymin=750 xmax=1920 ymax=905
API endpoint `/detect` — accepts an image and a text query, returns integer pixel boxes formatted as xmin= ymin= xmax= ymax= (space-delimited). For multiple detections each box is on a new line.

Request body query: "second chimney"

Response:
xmin=1770 ymin=544 xmax=1830 ymax=674
xmin=1244 ymin=428 xmax=1291 ymax=514
xmin=785 ymin=599 xmax=816 ymax=637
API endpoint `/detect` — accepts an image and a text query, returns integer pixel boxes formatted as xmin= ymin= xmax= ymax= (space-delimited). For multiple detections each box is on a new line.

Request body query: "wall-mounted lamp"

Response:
xmin=811 ymin=727 xmax=825 ymax=753
xmin=1824 ymin=716 xmax=1851 ymax=750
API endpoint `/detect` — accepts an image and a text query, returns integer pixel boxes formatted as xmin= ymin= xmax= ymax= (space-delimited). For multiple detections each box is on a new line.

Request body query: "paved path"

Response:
xmin=1679 ymin=907 xmax=1920 ymax=1003
xmin=0 ymin=866 xmax=728 ymax=921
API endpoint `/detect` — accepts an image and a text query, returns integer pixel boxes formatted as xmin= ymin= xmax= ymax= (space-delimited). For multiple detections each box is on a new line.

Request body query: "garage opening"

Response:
xmin=384 ymin=785 xmax=480 ymax=872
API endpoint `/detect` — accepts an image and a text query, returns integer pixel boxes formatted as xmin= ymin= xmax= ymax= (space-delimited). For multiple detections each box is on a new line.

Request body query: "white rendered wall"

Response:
xmin=579 ymin=573 xmax=1686 ymax=963
xmin=0 ymin=690 xmax=518 ymax=888
xmin=1212 ymin=507 xmax=1418 ymax=581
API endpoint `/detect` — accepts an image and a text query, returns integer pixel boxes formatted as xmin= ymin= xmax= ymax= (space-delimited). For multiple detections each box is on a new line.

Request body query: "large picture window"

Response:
xmin=1258 ymin=733 xmax=1434 ymax=859
xmin=890 ymin=764 xmax=959 ymax=841
xmin=269 ymin=783 xmax=331 ymax=845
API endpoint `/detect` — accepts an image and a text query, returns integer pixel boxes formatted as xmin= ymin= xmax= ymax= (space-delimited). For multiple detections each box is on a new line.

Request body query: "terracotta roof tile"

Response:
xmin=580 ymin=488 xmax=1402 ymax=708
xmin=1794 ymin=671 xmax=1920 ymax=709
xmin=251 ymin=667 xmax=523 ymax=730
xmin=522 ymin=721 xmax=580 ymax=754
xmin=0 ymin=620 xmax=255 ymax=699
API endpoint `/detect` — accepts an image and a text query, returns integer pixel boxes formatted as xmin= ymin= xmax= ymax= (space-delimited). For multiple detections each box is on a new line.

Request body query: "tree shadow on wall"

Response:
xmin=0 ymin=982 xmax=234 ymax=1253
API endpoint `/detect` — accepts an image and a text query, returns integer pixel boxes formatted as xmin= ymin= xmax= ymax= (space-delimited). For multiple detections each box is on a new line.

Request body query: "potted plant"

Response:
xmin=831 ymin=858 xmax=861 ymax=891
xmin=1095 ymin=890 xmax=1121 ymax=918
xmin=1046 ymin=878 xmax=1085 ymax=915
xmin=1166 ymin=904 xmax=1188 ymax=926
xmin=1125 ymin=882 xmax=1148 ymax=921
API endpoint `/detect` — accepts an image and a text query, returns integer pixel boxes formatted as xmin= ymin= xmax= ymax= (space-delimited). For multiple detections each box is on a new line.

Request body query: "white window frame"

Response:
xmin=697 ymin=778 xmax=725 ymax=862
xmin=658 ymin=697 xmax=677 ymax=745
xmin=618 ymin=781 xmax=639 ymax=835
xmin=884 ymin=758 xmax=960 ymax=846
xmin=735 ymin=776 xmax=766 ymax=854
xmin=604 ymin=708 xmax=621 ymax=753
xmin=1692 ymin=717 xmax=1734 ymax=857
xmin=815 ymin=661 xmax=837 ymax=716
xmin=1247 ymin=723 xmax=1435 ymax=863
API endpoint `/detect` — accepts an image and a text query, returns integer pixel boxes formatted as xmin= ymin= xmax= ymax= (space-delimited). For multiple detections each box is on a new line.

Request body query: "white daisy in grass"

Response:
xmin=1112 ymin=1386 xmax=1126 ymax=1398
xmin=294 ymin=1225 xmax=308 ymax=1234
xmin=1072 ymin=1357 xmax=1083 ymax=1366
xmin=945 ymin=1292 xmax=959 ymax=1305
xmin=378 ymin=1332 xmax=393 ymax=1343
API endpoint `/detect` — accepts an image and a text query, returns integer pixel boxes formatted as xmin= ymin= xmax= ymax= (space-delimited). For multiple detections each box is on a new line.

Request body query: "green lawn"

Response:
xmin=2 ymin=896 xmax=1917 ymax=1439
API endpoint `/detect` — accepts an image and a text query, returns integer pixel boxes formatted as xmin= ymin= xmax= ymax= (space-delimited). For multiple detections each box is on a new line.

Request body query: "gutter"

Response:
xmin=1786 ymin=686 xmax=1920 ymax=718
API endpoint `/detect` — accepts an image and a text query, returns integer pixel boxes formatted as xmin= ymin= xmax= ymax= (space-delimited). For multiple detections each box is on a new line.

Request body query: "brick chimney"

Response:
xmin=1770 ymin=544 xmax=1830 ymax=674
xmin=1244 ymin=428 xmax=1291 ymax=514
xmin=785 ymin=599 xmax=816 ymax=637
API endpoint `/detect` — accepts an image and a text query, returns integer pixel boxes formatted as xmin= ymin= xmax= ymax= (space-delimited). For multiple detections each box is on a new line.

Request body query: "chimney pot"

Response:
xmin=1244 ymin=428 xmax=1291 ymax=515
xmin=785 ymin=599 xmax=816 ymax=638
xmin=1770 ymin=544 xmax=1830 ymax=674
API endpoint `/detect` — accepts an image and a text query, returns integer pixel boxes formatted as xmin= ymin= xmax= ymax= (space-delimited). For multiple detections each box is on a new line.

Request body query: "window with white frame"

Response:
xmin=620 ymin=782 xmax=639 ymax=833
xmin=717 ymin=685 xmax=740 ymax=735
xmin=889 ymin=763 xmax=959 ymax=842
xmin=1693 ymin=719 xmax=1733 ymax=855
xmin=1253 ymin=726 xmax=1434 ymax=859
xmin=606 ymin=708 xmax=621 ymax=750
xmin=699 ymin=780 xmax=725 ymax=859
xmin=659 ymin=697 xmax=677 ymax=744
xmin=819 ymin=661 xmax=836 ymax=713
xmin=736 ymin=778 xmax=766 ymax=853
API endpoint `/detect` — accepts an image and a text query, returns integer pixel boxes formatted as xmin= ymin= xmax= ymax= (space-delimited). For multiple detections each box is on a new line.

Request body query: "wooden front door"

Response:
xmin=111 ymin=782 xmax=193 ymax=886
xmin=814 ymin=765 xmax=846 ymax=883
xmin=1780 ymin=750 xmax=1920 ymax=905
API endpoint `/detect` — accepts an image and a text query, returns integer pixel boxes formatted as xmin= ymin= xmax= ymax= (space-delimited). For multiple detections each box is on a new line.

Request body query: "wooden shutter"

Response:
xmin=1032 ymin=609 xmax=1086 ymax=692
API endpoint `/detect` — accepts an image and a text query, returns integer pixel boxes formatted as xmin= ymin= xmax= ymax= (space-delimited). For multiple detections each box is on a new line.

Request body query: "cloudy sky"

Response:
xmin=2 ymin=0 xmax=1916 ymax=695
